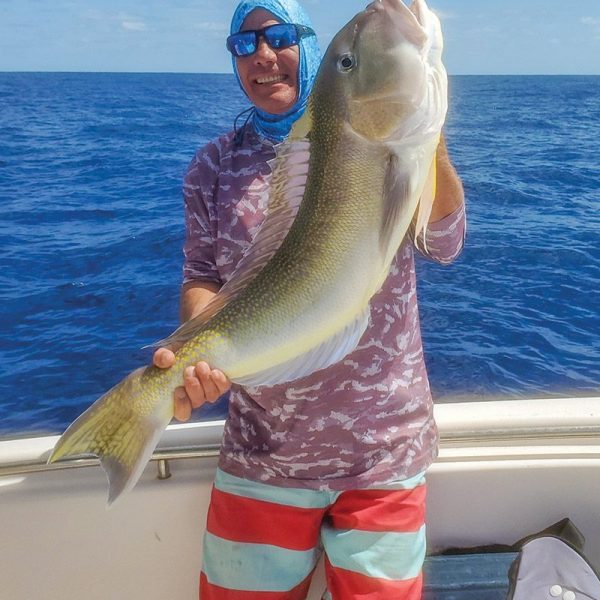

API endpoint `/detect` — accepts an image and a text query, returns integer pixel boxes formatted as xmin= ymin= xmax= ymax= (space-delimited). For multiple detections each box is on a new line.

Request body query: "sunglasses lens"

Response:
xmin=227 ymin=32 xmax=257 ymax=57
xmin=227 ymin=24 xmax=308 ymax=57
xmin=264 ymin=24 xmax=298 ymax=49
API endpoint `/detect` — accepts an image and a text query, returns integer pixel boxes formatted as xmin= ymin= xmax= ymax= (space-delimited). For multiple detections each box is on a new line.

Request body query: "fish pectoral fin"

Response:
xmin=413 ymin=149 xmax=438 ymax=252
xmin=154 ymin=137 xmax=312 ymax=351
xmin=380 ymin=152 xmax=412 ymax=254
xmin=48 ymin=367 xmax=170 ymax=507
xmin=233 ymin=306 xmax=371 ymax=387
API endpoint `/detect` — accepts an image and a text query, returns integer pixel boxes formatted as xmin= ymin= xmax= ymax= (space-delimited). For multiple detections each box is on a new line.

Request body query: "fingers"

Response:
xmin=153 ymin=347 xmax=176 ymax=369
xmin=173 ymin=387 xmax=192 ymax=422
xmin=211 ymin=369 xmax=231 ymax=395
xmin=172 ymin=362 xmax=231 ymax=422
xmin=184 ymin=363 xmax=231 ymax=407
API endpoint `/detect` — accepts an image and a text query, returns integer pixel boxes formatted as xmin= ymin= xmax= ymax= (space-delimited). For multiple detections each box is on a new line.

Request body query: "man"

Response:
xmin=155 ymin=0 xmax=465 ymax=598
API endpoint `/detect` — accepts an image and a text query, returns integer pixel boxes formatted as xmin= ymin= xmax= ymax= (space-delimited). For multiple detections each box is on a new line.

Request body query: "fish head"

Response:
xmin=314 ymin=0 xmax=447 ymax=142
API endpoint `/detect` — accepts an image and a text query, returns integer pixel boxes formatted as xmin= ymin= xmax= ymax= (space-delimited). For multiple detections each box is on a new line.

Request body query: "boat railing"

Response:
xmin=1 ymin=397 xmax=600 ymax=479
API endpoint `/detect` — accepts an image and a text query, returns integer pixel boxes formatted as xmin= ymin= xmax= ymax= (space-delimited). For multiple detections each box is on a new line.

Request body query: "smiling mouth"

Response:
xmin=255 ymin=74 xmax=288 ymax=85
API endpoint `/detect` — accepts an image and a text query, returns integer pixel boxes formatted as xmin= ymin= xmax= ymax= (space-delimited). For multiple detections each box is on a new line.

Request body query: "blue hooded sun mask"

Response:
xmin=230 ymin=0 xmax=321 ymax=143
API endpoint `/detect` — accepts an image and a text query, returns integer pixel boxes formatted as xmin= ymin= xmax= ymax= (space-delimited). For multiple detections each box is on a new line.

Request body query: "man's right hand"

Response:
xmin=153 ymin=347 xmax=231 ymax=422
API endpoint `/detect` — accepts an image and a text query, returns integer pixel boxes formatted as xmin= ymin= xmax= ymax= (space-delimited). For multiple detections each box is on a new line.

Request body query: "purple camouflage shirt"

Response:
xmin=183 ymin=125 xmax=466 ymax=490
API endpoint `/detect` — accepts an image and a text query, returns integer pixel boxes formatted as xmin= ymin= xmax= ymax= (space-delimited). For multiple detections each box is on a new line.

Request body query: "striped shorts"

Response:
xmin=200 ymin=468 xmax=427 ymax=599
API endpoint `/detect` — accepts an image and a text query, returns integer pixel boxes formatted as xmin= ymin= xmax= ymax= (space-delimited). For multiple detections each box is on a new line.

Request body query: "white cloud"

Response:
xmin=83 ymin=9 xmax=104 ymax=21
xmin=581 ymin=17 xmax=600 ymax=26
xmin=581 ymin=16 xmax=600 ymax=38
xmin=121 ymin=20 xmax=147 ymax=32
xmin=82 ymin=10 xmax=148 ymax=32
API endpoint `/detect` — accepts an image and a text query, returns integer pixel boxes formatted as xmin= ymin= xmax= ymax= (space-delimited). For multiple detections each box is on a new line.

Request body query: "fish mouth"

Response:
xmin=365 ymin=0 xmax=427 ymax=45
xmin=370 ymin=0 xmax=422 ymax=24
xmin=255 ymin=74 xmax=289 ymax=85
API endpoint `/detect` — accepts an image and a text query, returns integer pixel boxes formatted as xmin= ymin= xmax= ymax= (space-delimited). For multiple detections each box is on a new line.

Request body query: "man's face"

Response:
xmin=235 ymin=9 xmax=300 ymax=115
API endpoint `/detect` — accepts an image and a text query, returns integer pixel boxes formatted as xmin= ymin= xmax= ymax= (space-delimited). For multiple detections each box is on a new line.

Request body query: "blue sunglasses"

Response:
xmin=227 ymin=23 xmax=316 ymax=57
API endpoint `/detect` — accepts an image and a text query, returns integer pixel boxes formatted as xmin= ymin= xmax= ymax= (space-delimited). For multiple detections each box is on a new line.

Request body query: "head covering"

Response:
xmin=230 ymin=0 xmax=321 ymax=142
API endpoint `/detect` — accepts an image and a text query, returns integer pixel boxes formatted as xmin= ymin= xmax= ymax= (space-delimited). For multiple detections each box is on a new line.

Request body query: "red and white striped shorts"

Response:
xmin=199 ymin=468 xmax=427 ymax=599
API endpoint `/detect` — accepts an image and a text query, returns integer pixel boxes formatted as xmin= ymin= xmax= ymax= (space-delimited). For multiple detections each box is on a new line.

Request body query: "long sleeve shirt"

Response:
xmin=183 ymin=125 xmax=466 ymax=490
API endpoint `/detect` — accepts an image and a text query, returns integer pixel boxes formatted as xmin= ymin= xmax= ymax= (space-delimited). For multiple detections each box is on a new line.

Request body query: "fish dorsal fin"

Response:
xmin=413 ymin=149 xmax=437 ymax=252
xmin=154 ymin=134 xmax=312 ymax=350
xmin=233 ymin=305 xmax=371 ymax=387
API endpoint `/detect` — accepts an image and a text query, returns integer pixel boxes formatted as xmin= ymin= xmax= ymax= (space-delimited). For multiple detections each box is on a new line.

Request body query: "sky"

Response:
xmin=1 ymin=0 xmax=599 ymax=75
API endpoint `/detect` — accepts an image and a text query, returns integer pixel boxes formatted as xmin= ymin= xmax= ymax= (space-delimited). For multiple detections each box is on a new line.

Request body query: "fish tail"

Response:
xmin=48 ymin=366 xmax=172 ymax=507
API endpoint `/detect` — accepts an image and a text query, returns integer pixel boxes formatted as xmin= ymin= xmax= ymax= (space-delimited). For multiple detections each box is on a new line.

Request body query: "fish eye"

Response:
xmin=337 ymin=53 xmax=356 ymax=72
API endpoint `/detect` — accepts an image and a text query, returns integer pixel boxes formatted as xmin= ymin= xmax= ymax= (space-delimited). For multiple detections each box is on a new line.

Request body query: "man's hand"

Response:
xmin=153 ymin=347 xmax=231 ymax=422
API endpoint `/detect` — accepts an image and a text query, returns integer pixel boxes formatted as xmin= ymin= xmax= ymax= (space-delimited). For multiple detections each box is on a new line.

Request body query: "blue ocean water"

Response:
xmin=0 ymin=73 xmax=598 ymax=437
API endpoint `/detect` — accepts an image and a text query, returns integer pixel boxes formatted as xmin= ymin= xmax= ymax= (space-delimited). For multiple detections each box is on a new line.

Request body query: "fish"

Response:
xmin=48 ymin=0 xmax=448 ymax=506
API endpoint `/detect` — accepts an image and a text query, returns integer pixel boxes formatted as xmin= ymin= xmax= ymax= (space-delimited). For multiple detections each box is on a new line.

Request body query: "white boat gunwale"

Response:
xmin=2 ymin=397 xmax=600 ymax=477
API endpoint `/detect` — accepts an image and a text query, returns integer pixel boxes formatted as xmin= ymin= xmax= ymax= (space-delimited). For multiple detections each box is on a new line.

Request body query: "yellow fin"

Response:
xmin=48 ymin=367 xmax=170 ymax=506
